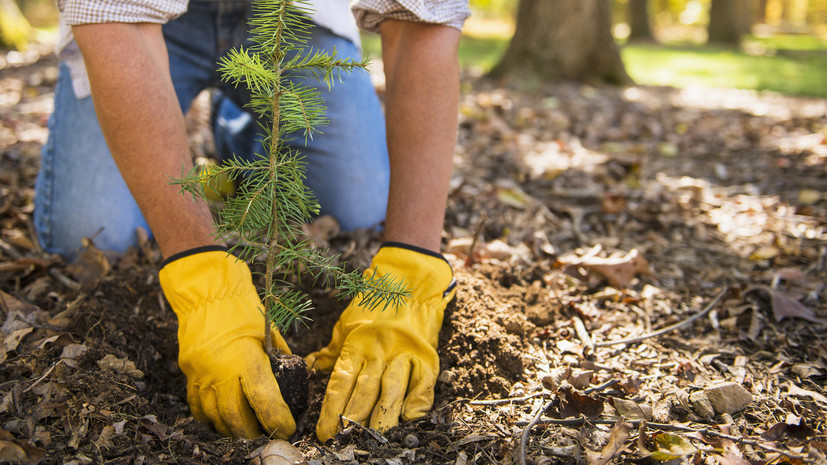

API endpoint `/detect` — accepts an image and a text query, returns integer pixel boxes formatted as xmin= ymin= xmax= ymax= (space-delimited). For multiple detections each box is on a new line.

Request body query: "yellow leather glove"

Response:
xmin=158 ymin=246 xmax=296 ymax=439
xmin=306 ymin=243 xmax=457 ymax=441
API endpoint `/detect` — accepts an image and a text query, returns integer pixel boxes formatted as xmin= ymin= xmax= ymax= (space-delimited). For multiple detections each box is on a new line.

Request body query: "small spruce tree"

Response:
xmin=174 ymin=0 xmax=409 ymax=354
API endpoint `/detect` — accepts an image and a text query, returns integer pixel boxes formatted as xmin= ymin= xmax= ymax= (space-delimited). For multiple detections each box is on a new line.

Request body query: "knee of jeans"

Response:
xmin=324 ymin=203 xmax=386 ymax=232
xmin=34 ymin=206 xmax=148 ymax=258
xmin=311 ymin=174 xmax=388 ymax=231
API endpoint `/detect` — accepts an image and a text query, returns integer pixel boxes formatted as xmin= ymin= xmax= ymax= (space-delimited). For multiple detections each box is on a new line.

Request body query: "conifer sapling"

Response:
xmin=173 ymin=0 xmax=410 ymax=359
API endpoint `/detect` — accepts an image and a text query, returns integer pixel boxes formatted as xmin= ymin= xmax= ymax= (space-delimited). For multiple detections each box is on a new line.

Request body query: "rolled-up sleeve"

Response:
xmin=352 ymin=0 xmax=470 ymax=33
xmin=55 ymin=0 xmax=188 ymax=99
xmin=58 ymin=0 xmax=187 ymax=26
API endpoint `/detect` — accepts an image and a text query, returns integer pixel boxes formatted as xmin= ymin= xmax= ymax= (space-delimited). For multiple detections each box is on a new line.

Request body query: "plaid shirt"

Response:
xmin=58 ymin=0 xmax=187 ymax=26
xmin=353 ymin=0 xmax=469 ymax=32
xmin=57 ymin=0 xmax=469 ymax=98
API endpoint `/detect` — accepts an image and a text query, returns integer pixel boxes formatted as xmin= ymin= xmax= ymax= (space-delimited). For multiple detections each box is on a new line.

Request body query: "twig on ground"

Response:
xmin=585 ymin=379 xmax=619 ymax=394
xmin=572 ymin=316 xmax=594 ymax=351
xmin=23 ymin=361 xmax=59 ymax=393
xmin=519 ymin=399 xmax=553 ymax=465
xmin=437 ymin=433 xmax=461 ymax=456
xmin=0 ymin=238 xmax=80 ymax=290
xmin=594 ymin=288 xmax=728 ymax=347
xmin=699 ymin=427 xmax=810 ymax=462
xmin=25 ymin=217 xmax=44 ymax=255
xmin=48 ymin=267 xmax=81 ymax=290
xmin=339 ymin=416 xmax=389 ymax=445
xmin=0 ymin=238 xmax=24 ymax=262
xmin=466 ymin=213 xmax=487 ymax=266
xmin=468 ymin=391 xmax=546 ymax=406
xmin=516 ymin=417 xmax=810 ymax=462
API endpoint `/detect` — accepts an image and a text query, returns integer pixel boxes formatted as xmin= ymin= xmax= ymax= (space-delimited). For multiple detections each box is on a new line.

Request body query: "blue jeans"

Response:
xmin=34 ymin=1 xmax=389 ymax=257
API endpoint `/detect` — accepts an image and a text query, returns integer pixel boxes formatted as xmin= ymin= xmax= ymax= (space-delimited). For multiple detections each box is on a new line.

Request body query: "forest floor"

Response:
xmin=1 ymin=44 xmax=826 ymax=464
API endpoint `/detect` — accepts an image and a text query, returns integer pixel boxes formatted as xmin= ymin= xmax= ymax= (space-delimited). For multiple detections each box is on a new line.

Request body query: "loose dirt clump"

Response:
xmin=271 ymin=353 xmax=310 ymax=420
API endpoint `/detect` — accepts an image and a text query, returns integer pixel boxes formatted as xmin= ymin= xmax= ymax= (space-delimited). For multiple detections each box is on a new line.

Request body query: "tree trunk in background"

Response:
xmin=628 ymin=0 xmax=655 ymax=42
xmin=490 ymin=0 xmax=632 ymax=85
xmin=707 ymin=0 xmax=742 ymax=43
xmin=737 ymin=0 xmax=755 ymax=35
xmin=756 ymin=0 xmax=768 ymax=23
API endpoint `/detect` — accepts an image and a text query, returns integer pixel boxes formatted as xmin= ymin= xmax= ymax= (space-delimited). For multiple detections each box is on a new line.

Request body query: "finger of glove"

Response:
xmin=340 ymin=357 xmax=384 ymax=428
xmin=369 ymin=356 xmax=412 ymax=432
xmin=186 ymin=381 xmax=210 ymax=426
xmin=400 ymin=358 xmax=438 ymax=422
xmin=212 ymin=380 xmax=263 ymax=439
xmin=197 ymin=384 xmax=234 ymax=438
xmin=305 ymin=345 xmax=339 ymax=372
xmin=241 ymin=365 xmax=296 ymax=439
xmin=306 ymin=319 xmax=350 ymax=372
xmin=316 ymin=355 xmax=362 ymax=441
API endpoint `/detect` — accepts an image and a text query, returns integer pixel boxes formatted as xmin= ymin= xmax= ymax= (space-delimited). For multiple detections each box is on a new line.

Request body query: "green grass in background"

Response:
xmin=361 ymin=32 xmax=827 ymax=98
xmin=360 ymin=33 xmax=509 ymax=73
xmin=746 ymin=33 xmax=827 ymax=51
xmin=621 ymin=43 xmax=827 ymax=97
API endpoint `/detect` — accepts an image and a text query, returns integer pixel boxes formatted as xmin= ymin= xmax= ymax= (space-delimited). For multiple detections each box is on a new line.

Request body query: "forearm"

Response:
xmin=378 ymin=20 xmax=461 ymax=253
xmin=72 ymin=23 xmax=216 ymax=258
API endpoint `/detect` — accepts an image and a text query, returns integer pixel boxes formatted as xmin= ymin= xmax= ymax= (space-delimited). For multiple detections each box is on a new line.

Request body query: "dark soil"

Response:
xmin=1 ymin=45 xmax=826 ymax=464
xmin=270 ymin=352 xmax=309 ymax=421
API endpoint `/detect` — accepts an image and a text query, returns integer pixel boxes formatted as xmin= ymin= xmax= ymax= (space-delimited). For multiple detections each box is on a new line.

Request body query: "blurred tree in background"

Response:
xmin=628 ymin=0 xmax=656 ymax=42
xmin=708 ymin=0 xmax=746 ymax=43
xmin=467 ymin=0 xmax=827 ymax=43
xmin=489 ymin=0 xmax=632 ymax=84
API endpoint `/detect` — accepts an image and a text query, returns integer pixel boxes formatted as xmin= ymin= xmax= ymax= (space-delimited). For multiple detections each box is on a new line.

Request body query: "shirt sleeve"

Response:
xmin=351 ymin=0 xmax=470 ymax=33
xmin=55 ymin=0 xmax=188 ymax=99
xmin=58 ymin=0 xmax=187 ymax=26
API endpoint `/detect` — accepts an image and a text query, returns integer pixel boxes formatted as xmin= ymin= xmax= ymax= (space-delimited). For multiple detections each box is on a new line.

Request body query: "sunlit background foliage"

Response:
xmin=6 ymin=0 xmax=827 ymax=96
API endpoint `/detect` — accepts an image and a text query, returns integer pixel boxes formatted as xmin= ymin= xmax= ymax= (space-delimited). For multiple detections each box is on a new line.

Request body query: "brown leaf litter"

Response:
xmin=1 ymin=47 xmax=826 ymax=464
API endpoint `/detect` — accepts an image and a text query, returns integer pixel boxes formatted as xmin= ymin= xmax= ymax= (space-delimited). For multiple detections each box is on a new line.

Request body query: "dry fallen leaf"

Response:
xmin=3 ymin=327 xmax=33 ymax=352
xmin=248 ymin=439 xmax=307 ymax=465
xmin=747 ymin=286 xmax=827 ymax=324
xmin=60 ymin=344 xmax=89 ymax=368
xmin=495 ymin=182 xmax=534 ymax=209
xmin=785 ymin=382 xmax=827 ymax=405
xmin=94 ymin=425 xmax=116 ymax=450
xmin=648 ymin=433 xmax=698 ymax=461
xmin=97 ymin=354 xmax=144 ymax=379
xmin=556 ymin=339 xmax=584 ymax=358
xmin=557 ymin=385 xmax=603 ymax=419
xmin=761 ymin=419 xmax=816 ymax=443
xmin=0 ymin=440 xmax=26 ymax=463
xmin=66 ymin=238 xmax=110 ymax=284
xmin=610 ymin=397 xmax=652 ymax=421
xmin=713 ymin=438 xmax=752 ymax=465
xmin=586 ymin=418 xmax=631 ymax=465
xmin=301 ymin=214 xmax=340 ymax=248
xmin=557 ymin=246 xmax=650 ymax=288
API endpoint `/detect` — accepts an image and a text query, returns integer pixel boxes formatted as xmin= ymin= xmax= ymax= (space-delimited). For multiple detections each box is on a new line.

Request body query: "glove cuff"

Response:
xmin=379 ymin=241 xmax=450 ymax=265
xmin=159 ymin=247 xmax=258 ymax=318
xmin=160 ymin=245 xmax=228 ymax=268
xmin=375 ymin=241 xmax=456 ymax=301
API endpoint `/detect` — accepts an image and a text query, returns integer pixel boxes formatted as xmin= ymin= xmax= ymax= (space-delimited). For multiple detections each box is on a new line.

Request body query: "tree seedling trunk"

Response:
xmin=173 ymin=0 xmax=410 ymax=417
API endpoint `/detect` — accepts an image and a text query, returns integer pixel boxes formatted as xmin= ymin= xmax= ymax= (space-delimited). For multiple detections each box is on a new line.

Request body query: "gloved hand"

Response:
xmin=159 ymin=246 xmax=296 ymax=439
xmin=306 ymin=242 xmax=456 ymax=441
